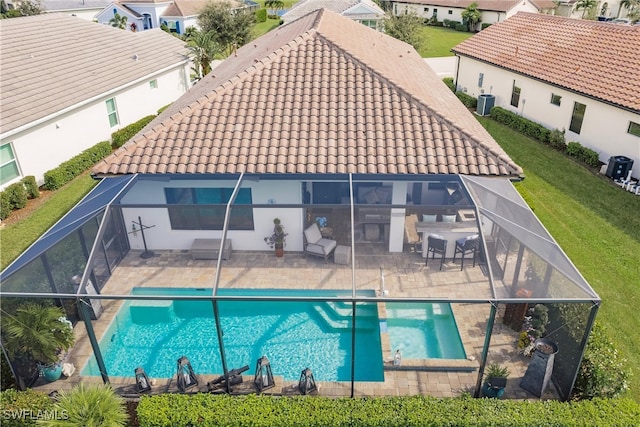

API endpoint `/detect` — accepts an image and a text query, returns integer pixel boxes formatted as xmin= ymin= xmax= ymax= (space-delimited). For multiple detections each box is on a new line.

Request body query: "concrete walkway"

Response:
xmin=424 ymin=57 xmax=458 ymax=78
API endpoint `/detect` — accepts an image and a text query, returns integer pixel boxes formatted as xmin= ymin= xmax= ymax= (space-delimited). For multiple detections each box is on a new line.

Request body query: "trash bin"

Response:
xmin=605 ymin=156 xmax=633 ymax=180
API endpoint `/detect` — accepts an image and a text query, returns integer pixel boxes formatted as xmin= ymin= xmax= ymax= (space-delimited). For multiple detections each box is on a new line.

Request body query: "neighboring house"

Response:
xmin=94 ymin=0 xmax=249 ymax=35
xmin=42 ymin=0 xmax=111 ymax=20
xmin=452 ymin=12 xmax=640 ymax=173
xmin=389 ymin=0 xmax=556 ymax=29
xmin=556 ymin=0 xmax=630 ymax=20
xmin=282 ymin=0 xmax=386 ymax=30
xmin=0 ymin=14 xmax=191 ymax=190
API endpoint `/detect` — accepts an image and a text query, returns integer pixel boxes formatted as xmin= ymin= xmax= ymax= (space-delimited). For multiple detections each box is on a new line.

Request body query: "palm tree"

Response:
xmin=575 ymin=0 xmax=597 ymax=18
xmin=109 ymin=12 xmax=127 ymax=30
xmin=265 ymin=0 xmax=285 ymax=16
xmin=186 ymin=29 xmax=222 ymax=81
xmin=38 ymin=384 xmax=128 ymax=427
xmin=461 ymin=2 xmax=482 ymax=32
xmin=618 ymin=0 xmax=639 ymax=19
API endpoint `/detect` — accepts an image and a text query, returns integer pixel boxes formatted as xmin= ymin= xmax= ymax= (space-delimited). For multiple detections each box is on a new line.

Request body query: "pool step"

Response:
xmin=129 ymin=300 xmax=173 ymax=324
xmin=312 ymin=303 xmax=377 ymax=331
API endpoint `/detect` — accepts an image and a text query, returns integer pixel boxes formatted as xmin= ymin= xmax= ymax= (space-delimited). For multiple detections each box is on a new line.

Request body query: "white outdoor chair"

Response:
xmin=304 ymin=223 xmax=337 ymax=262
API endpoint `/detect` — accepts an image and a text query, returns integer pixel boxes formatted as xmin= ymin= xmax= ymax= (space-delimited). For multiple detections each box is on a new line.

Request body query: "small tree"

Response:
xmin=17 ymin=0 xmax=43 ymax=16
xmin=109 ymin=12 xmax=128 ymax=30
xmin=461 ymin=2 xmax=481 ymax=32
xmin=382 ymin=11 xmax=425 ymax=51
xmin=265 ymin=0 xmax=284 ymax=16
xmin=198 ymin=1 xmax=256 ymax=55
xmin=575 ymin=0 xmax=597 ymax=18
xmin=186 ymin=29 xmax=223 ymax=81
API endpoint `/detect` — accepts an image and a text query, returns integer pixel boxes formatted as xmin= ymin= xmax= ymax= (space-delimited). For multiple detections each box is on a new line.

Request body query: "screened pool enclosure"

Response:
xmin=0 ymin=173 xmax=600 ymax=400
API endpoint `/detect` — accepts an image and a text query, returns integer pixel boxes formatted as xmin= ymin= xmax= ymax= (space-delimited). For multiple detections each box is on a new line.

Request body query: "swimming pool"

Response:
xmin=81 ymin=288 xmax=384 ymax=382
xmin=385 ymin=303 xmax=466 ymax=360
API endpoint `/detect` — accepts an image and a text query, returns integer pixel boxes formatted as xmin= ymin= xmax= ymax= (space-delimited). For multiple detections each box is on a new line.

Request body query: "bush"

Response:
xmin=548 ymin=128 xmax=566 ymax=151
xmin=136 ymin=394 xmax=640 ymax=426
xmin=455 ymin=91 xmax=477 ymax=109
xmin=0 ymin=191 xmax=11 ymax=220
xmin=21 ymin=176 xmax=39 ymax=199
xmin=481 ymin=23 xmax=492 ymax=30
xmin=5 ymin=182 xmax=27 ymax=210
xmin=442 ymin=77 xmax=455 ymax=92
xmin=43 ymin=141 xmax=112 ymax=190
xmin=111 ymin=114 xmax=156 ymax=149
xmin=455 ymin=23 xmax=468 ymax=32
xmin=573 ymin=323 xmax=632 ymax=399
xmin=443 ymin=19 xmax=460 ymax=30
xmin=0 ymin=389 xmax=54 ymax=427
xmin=39 ymin=384 xmax=127 ymax=427
xmin=567 ymin=141 xmax=600 ymax=167
xmin=256 ymin=8 xmax=267 ymax=23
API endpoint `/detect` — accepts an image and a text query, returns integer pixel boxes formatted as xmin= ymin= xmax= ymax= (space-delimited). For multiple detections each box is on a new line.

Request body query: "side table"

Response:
xmin=334 ymin=245 xmax=350 ymax=265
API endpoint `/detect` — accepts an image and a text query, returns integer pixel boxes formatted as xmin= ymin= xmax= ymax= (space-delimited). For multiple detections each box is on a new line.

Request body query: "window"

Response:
xmin=164 ymin=187 xmax=254 ymax=230
xmin=149 ymin=79 xmax=158 ymax=89
xmin=478 ymin=73 xmax=484 ymax=88
xmin=0 ymin=143 xmax=20 ymax=186
xmin=510 ymin=82 xmax=521 ymax=107
xmin=550 ymin=94 xmax=561 ymax=106
xmin=105 ymin=98 xmax=119 ymax=127
xmin=628 ymin=121 xmax=640 ymax=137
xmin=569 ymin=102 xmax=586 ymax=134
xmin=448 ymin=10 xmax=453 ymax=15
xmin=424 ymin=7 xmax=429 ymax=12
xmin=433 ymin=8 xmax=438 ymax=16
xmin=359 ymin=20 xmax=377 ymax=29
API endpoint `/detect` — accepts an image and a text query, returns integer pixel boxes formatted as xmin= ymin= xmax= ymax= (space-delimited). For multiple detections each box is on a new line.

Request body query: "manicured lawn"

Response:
xmin=417 ymin=26 xmax=473 ymax=57
xmin=0 ymin=174 xmax=97 ymax=271
xmin=477 ymin=117 xmax=640 ymax=401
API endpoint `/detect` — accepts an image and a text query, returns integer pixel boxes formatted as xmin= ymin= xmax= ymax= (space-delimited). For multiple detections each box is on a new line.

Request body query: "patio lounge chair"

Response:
xmin=304 ymin=223 xmax=337 ymax=262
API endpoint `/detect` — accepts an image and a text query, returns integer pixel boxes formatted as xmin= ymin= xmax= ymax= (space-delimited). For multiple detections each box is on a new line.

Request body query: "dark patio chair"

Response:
xmin=453 ymin=234 xmax=480 ymax=270
xmin=426 ymin=234 xmax=447 ymax=270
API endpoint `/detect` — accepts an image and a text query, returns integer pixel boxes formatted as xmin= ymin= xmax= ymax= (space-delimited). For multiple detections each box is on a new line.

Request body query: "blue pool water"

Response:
xmin=385 ymin=303 xmax=466 ymax=359
xmin=81 ymin=288 xmax=384 ymax=382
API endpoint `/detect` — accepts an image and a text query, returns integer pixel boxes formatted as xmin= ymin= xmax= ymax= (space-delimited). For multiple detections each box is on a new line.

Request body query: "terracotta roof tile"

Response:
xmin=94 ymin=9 xmax=522 ymax=178
xmin=453 ymin=13 xmax=640 ymax=113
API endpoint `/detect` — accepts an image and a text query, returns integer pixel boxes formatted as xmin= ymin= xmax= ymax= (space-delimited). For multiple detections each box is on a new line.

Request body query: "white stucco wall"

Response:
xmin=456 ymin=56 xmax=640 ymax=172
xmin=120 ymin=179 xmax=307 ymax=252
xmin=2 ymin=65 xmax=189 ymax=189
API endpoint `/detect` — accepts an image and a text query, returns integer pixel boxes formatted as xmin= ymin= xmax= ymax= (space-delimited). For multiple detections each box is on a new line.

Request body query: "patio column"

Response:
xmin=474 ymin=302 xmax=497 ymax=397
xmin=388 ymin=181 xmax=409 ymax=253
xmin=78 ymin=297 xmax=109 ymax=384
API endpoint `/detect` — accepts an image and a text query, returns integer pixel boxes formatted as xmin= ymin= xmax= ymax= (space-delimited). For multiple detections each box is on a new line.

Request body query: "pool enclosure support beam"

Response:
xmin=350 ymin=301 xmax=356 ymax=398
xmin=474 ymin=303 xmax=497 ymax=398
xmin=564 ymin=302 xmax=600 ymax=401
xmin=210 ymin=172 xmax=244 ymax=390
xmin=349 ymin=174 xmax=357 ymax=398
xmin=78 ymin=297 xmax=109 ymax=384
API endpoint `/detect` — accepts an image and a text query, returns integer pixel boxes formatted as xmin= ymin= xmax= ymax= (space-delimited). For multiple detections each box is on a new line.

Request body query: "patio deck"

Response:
xmin=33 ymin=246 xmax=559 ymax=401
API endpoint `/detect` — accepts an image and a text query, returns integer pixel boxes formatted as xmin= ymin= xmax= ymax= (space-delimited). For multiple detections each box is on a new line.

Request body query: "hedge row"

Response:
xmin=111 ymin=114 xmax=156 ymax=149
xmin=0 ymin=389 xmax=54 ymax=427
xmin=0 ymin=176 xmax=40 ymax=220
xmin=489 ymin=106 xmax=600 ymax=168
xmin=136 ymin=394 xmax=640 ymax=426
xmin=42 ymin=141 xmax=112 ymax=191
xmin=456 ymin=91 xmax=477 ymax=109
xmin=255 ymin=8 xmax=267 ymax=23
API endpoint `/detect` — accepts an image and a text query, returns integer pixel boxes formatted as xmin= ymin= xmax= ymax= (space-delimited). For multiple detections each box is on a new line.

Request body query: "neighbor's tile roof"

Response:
xmin=93 ymin=9 xmax=522 ymax=177
xmin=453 ymin=12 xmax=640 ymax=113
xmin=0 ymin=14 xmax=189 ymax=137
xmin=162 ymin=0 xmax=243 ymax=17
xmin=391 ymin=0 xmax=555 ymax=13
xmin=283 ymin=0 xmax=384 ymax=23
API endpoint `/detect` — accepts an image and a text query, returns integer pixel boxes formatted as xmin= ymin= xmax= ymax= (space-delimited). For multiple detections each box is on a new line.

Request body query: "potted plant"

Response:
xmin=264 ymin=218 xmax=287 ymax=257
xmin=482 ymin=363 xmax=510 ymax=398
xmin=3 ymin=303 xmax=75 ymax=382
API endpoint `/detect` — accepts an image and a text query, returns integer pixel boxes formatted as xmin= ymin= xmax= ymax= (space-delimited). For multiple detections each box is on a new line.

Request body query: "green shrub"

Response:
xmin=136 ymin=394 xmax=640 ymax=426
xmin=157 ymin=104 xmax=171 ymax=114
xmin=5 ymin=182 xmax=27 ymax=210
xmin=455 ymin=91 xmax=477 ymax=109
xmin=442 ymin=77 xmax=455 ymax=92
xmin=0 ymin=389 xmax=54 ymax=426
xmin=256 ymin=8 xmax=267 ymax=23
xmin=455 ymin=23 xmax=468 ymax=32
xmin=0 ymin=191 xmax=11 ymax=220
xmin=39 ymin=384 xmax=127 ymax=427
xmin=567 ymin=141 xmax=601 ymax=167
xmin=548 ymin=128 xmax=566 ymax=151
xmin=43 ymin=141 xmax=112 ymax=190
xmin=443 ymin=19 xmax=459 ymax=30
xmin=573 ymin=322 xmax=632 ymax=400
xmin=111 ymin=114 xmax=156 ymax=149
xmin=21 ymin=176 xmax=39 ymax=199
xmin=481 ymin=23 xmax=492 ymax=30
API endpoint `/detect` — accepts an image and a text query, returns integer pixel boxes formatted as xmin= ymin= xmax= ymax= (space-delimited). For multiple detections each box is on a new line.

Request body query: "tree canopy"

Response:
xmin=461 ymin=2 xmax=482 ymax=32
xmin=186 ymin=29 xmax=223 ymax=82
xmin=197 ymin=1 xmax=256 ymax=55
xmin=382 ymin=11 xmax=425 ymax=51
xmin=109 ymin=13 xmax=128 ymax=30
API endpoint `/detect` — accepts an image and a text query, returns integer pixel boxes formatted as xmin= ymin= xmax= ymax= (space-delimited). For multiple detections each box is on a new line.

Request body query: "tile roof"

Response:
xmin=452 ymin=12 xmax=640 ymax=113
xmin=0 ymin=14 xmax=189 ymax=137
xmin=282 ymin=0 xmax=384 ymax=23
xmin=93 ymin=9 xmax=522 ymax=177
xmin=162 ymin=0 xmax=243 ymax=17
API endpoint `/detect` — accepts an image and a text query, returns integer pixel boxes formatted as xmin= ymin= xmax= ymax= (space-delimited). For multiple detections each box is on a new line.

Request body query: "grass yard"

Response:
xmin=477 ymin=117 xmax=640 ymax=401
xmin=417 ymin=26 xmax=473 ymax=57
